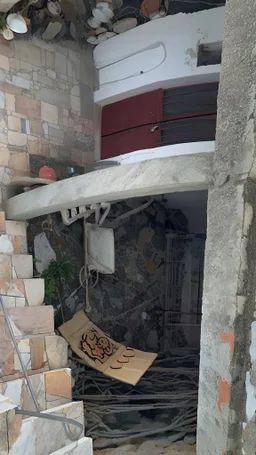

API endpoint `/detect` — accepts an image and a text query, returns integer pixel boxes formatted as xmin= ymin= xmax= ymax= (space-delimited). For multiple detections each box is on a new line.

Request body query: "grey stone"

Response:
xmin=36 ymin=87 xmax=70 ymax=109
xmin=37 ymin=74 xmax=56 ymax=88
xmin=55 ymin=52 xmax=67 ymax=75
xmin=49 ymin=126 xmax=64 ymax=140
xmin=0 ymin=91 xmax=4 ymax=109
xmin=80 ymin=83 xmax=94 ymax=120
xmin=13 ymin=39 xmax=42 ymax=67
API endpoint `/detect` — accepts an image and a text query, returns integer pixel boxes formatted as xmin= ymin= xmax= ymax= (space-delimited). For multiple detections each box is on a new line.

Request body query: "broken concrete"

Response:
xmin=197 ymin=1 xmax=256 ymax=454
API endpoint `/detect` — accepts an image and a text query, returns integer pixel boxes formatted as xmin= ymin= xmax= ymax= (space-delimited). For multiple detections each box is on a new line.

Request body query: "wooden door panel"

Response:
xmin=101 ymin=124 xmax=161 ymax=160
xmin=101 ymin=89 xmax=163 ymax=136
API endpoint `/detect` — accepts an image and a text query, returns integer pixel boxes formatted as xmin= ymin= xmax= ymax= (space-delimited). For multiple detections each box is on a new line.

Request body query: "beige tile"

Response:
xmin=8 ymin=115 xmax=21 ymax=132
xmin=5 ymin=93 xmax=15 ymax=112
xmin=8 ymin=131 xmax=27 ymax=147
xmin=30 ymin=337 xmax=46 ymax=370
xmin=0 ymin=254 xmax=12 ymax=280
xmin=45 ymin=336 xmax=68 ymax=370
xmin=12 ymin=255 xmax=33 ymax=279
xmin=45 ymin=369 xmax=71 ymax=401
xmin=2 ymin=306 xmax=54 ymax=338
xmin=24 ymin=278 xmax=45 ymax=306
xmin=41 ymin=101 xmax=58 ymax=125
xmin=0 ymin=212 xmax=6 ymax=233
xmin=5 ymin=221 xmax=26 ymax=237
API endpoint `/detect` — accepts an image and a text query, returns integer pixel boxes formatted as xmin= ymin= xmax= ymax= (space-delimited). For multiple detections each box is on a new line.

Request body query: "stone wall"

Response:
xmin=0 ymin=35 xmax=96 ymax=199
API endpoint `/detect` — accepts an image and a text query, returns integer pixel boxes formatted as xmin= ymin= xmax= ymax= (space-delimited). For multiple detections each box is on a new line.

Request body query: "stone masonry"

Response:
xmin=197 ymin=1 xmax=256 ymax=455
xmin=0 ymin=36 xmax=96 ymax=201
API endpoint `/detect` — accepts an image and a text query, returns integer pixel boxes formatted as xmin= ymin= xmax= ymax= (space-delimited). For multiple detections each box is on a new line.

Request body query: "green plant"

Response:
xmin=42 ymin=260 xmax=74 ymax=306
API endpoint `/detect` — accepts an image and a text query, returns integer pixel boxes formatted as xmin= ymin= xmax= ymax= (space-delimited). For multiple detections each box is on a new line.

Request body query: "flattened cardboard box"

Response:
xmin=59 ymin=310 xmax=157 ymax=386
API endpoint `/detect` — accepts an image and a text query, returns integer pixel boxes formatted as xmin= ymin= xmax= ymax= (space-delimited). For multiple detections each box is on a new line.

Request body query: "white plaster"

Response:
xmin=245 ymin=321 xmax=256 ymax=425
xmin=94 ymin=7 xmax=225 ymax=105
xmin=107 ymin=141 xmax=215 ymax=165
xmin=5 ymin=153 xmax=213 ymax=220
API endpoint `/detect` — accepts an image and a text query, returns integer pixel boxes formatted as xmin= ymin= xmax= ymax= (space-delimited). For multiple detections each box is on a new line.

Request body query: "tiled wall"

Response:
xmin=0 ymin=35 xmax=96 ymax=191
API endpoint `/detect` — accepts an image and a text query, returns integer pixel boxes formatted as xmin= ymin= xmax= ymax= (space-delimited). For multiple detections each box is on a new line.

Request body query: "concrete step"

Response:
xmin=0 ymin=253 xmax=33 ymax=280
xmin=0 ymin=278 xmax=44 ymax=306
xmin=0 ymin=334 xmax=68 ymax=382
xmin=8 ymin=400 xmax=84 ymax=455
xmin=0 ymin=368 xmax=72 ymax=412
xmin=50 ymin=437 xmax=93 ymax=455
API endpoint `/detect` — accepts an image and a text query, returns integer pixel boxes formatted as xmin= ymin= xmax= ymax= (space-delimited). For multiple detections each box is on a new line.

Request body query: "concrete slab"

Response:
xmin=5 ymin=152 xmax=213 ymax=220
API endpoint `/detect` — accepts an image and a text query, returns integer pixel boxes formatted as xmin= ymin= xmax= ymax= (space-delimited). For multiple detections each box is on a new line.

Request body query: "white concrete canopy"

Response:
xmin=5 ymin=153 xmax=213 ymax=220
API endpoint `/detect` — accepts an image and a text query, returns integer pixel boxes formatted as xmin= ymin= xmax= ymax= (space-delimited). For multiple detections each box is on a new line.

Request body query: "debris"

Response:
xmin=113 ymin=17 xmax=137 ymax=34
xmin=59 ymin=310 xmax=157 ymax=385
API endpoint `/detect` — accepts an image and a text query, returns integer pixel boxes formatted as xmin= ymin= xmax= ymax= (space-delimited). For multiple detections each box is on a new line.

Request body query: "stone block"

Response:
xmin=70 ymin=95 xmax=80 ymax=114
xmin=8 ymin=115 xmax=21 ymax=132
xmin=41 ymin=101 xmax=58 ymax=125
xmin=5 ymin=221 xmax=26 ymax=237
xmin=0 ymin=55 xmax=9 ymax=71
xmin=0 ymin=91 xmax=4 ymax=109
xmin=0 ymin=254 xmax=12 ymax=280
xmin=31 ymin=120 xmax=42 ymax=135
xmin=0 ymin=35 xmax=13 ymax=57
xmin=8 ymin=400 xmax=84 ymax=455
xmin=50 ymin=437 xmax=93 ymax=455
xmin=46 ymin=51 xmax=55 ymax=69
xmin=24 ymin=278 xmax=45 ymax=306
xmin=45 ymin=335 xmax=68 ymax=370
xmin=8 ymin=151 xmax=29 ymax=173
xmin=45 ymin=368 xmax=72 ymax=408
xmin=8 ymin=131 xmax=27 ymax=147
xmin=0 ymin=306 xmax=54 ymax=341
xmin=12 ymin=76 xmax=30 ymax=90
xmin=0 ymin=132 xmax=7 ymax=145
xmin=55 ymin=52 xmax=67 ymax=75
xmin=0 ymin=211 xmax=5 ymax=233
xmin=15 ymin=95 xmax=41 ymax=119
xmin=49 ymin=126 xmax=64 ymax=140
xmin=11 ymin=254 xmax=33 ymax=279
xmin=28 ymin=138 xmax=39 ymax=155
xmin=5 ymin=93 xmax=15 ymax=112
xmin=0 ymin=81 xmax=21 ymax=95
xmin=13 ymin=40 xmax=42 ymax=67
xmin=36 ymin=88 xmax=70 ymax=109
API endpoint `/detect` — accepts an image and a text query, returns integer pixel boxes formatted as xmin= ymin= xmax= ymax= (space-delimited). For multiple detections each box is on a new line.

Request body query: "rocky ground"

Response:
xmin=94 ymin=440 xmax=196 ymax=455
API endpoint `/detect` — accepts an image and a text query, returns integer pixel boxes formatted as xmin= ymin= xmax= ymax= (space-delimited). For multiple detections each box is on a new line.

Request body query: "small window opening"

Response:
xmin=197 ymin=41 xmax=222 ymax=66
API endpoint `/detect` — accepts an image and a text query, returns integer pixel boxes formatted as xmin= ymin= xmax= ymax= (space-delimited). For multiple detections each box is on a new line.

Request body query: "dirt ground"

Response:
xmin=94 ymin=441 xmax=196 ymax=455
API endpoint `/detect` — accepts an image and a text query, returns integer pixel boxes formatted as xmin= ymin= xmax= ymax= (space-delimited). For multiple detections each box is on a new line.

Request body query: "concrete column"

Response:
xmin=197 ymin=2 xmax=256 ymax=455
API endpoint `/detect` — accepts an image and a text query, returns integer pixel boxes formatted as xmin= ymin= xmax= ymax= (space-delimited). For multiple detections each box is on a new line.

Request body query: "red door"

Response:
xmin=101 ymin=83 xmax=218 ymax=159
xmin=101 ymin=89 xmax=164 ymax=159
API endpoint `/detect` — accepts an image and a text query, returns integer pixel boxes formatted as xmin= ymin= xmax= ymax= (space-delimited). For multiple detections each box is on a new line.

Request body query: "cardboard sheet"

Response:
xmin=59 ymin=310 xmax=157 ymax=386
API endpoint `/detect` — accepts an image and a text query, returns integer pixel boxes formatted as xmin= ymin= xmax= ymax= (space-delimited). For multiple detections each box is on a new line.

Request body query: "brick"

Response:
xmin=5 ymin=93 xmax=15 ymax=112
xmin=15 ymin=95 xmax=41 ymax=119
xmin=8 ymin=115 xmax=21 ymax=132
xmin=41 ymin=101 xmax=58 ymax=124
xmin=8 ymin=131 xmax=27 ymax=147
xmin=0 ymin=55 xmax=9 ymax=71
